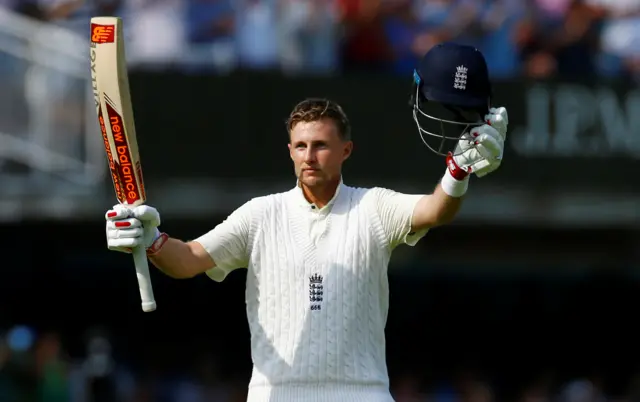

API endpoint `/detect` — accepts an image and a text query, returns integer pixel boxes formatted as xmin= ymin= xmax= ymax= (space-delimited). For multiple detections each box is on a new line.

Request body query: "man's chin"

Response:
xmin=299 ymin=176 xmax=324 ymax=187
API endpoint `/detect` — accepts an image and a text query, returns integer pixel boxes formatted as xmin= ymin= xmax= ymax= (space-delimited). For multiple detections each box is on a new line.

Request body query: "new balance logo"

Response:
xmin=309 ymin=273 xmax=324 ymax=311
xmin=454 ymin=65 xmax=467 ymax=90
xmin=91 ymin=24 xmax=115 ymax=44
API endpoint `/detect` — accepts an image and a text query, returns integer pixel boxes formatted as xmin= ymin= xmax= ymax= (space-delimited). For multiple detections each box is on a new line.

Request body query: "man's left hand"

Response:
xmin=451 ymin=107 xmax=508 ymax=178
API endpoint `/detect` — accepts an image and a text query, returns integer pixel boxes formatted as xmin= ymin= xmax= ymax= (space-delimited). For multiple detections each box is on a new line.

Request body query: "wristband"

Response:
xmin=147 ymin=232 xmax=169 ymax=256
xmin=441 ymin=153 xmax=470 ymax=198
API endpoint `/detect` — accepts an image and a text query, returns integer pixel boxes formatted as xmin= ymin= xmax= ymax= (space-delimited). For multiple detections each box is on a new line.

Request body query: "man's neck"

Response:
xmin=300 ymin=178 xmax=341 ymax=209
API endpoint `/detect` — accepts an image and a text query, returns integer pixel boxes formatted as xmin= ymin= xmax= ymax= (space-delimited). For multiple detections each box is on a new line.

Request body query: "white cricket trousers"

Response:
xmin=246 ymin=384 xmax=396 ymax=402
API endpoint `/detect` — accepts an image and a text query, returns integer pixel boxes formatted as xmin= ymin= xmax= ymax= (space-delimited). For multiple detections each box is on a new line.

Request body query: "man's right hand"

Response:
xmin=105 ymin=204 xmax=161 ymax=253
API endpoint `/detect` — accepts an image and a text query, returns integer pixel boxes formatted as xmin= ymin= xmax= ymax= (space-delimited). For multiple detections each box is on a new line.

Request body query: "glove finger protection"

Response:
xmin=105 ymin=204 xmax=161 ymax=253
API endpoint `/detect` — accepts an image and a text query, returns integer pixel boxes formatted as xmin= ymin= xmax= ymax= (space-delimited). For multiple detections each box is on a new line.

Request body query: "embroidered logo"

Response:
xmin=309 ymin=273 xmax=323 ymax=311
xmin=454 ymin=65 xmax=468 ymax=90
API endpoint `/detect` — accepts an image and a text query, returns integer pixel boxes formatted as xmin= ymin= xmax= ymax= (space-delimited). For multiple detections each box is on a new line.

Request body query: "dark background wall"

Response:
xmin=0 ymin=1 xmax=639 ymax=401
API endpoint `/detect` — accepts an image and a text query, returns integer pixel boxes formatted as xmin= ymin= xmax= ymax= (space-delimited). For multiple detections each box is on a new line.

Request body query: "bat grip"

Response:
xmin=132 ymin=246 xmax=157 ymax=312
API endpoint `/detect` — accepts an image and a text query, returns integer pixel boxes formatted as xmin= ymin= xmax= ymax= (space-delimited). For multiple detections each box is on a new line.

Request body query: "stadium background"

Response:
xmin=0 ymin=0 xmax=639 ymax=401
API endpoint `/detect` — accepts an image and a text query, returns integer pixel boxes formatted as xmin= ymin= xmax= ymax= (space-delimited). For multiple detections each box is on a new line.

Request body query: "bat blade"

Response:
xmin=90 ymin=16 xmax=156 ymax=312
xmin=90 ymin=17 xmax=145 ymax=206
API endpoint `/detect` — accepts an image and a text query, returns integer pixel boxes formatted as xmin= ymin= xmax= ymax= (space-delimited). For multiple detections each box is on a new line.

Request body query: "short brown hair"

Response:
xmin=286 ymin=98 xmax=351 ymax=141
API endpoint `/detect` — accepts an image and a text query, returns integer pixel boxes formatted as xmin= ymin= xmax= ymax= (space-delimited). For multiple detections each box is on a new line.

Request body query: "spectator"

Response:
xmin=513 ymin=0 xmax=602 ymax=78
xmin=338 ymin=0 xmax=393 ymax=72
xmin=184 ymin=0 xmax=236 ymax=73
xmin=279 ymin=0 xmax=341 ymax=75
xmin=474 ymin=0 xmax=526 ymax=78
xmin=383 ymin=0 xmax=495 ymax=75
xmin=584 ymin=0 xmax=640 ymax=80
xmin=235 ymin=0 xmax=279 ymax=71
xmin=34 ymin=332 xmax=70 ymax=402
xmin=123 ymin=0 xmax=188 ymax=69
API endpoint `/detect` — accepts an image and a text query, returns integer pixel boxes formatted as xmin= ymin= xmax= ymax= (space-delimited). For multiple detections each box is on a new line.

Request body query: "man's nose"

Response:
xmin=304 ymin=148 xmax=316 ymax=163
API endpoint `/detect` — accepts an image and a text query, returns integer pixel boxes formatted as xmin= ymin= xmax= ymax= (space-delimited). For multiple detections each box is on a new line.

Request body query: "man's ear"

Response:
xmin=343 ymin=141 xmax=353 ymax=161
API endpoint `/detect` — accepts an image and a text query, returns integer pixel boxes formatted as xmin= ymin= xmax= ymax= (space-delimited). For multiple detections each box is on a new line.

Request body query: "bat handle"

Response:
xmin=132 ymin=245 xmax=156 ymax=312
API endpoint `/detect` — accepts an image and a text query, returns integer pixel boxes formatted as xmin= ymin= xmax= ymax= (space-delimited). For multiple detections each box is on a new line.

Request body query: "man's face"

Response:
xmin=288 ymin=118 xmax=352 ymax=188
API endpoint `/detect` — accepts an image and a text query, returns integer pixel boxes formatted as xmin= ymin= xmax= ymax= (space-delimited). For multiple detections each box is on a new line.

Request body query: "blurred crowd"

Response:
xmin=1 ymin=0 xmax=640 ymax=80
xmin=1 ymin=325 xmax=640 ymax=402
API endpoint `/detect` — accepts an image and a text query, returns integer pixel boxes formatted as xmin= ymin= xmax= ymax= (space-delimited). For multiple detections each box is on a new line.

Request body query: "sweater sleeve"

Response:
xmin=370 ymin=187 xmax=429 ymax=250
xmin=193 ymin=200 xmax=253 ymax=282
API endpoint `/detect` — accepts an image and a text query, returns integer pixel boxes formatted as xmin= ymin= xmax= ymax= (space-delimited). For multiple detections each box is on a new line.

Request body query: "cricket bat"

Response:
xmin=90 ymin=16 xmax=156 ymax=312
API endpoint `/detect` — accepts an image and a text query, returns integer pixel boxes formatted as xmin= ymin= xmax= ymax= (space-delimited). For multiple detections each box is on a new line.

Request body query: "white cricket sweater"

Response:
xmin=194 ymin=181 xmax=428 ymax=402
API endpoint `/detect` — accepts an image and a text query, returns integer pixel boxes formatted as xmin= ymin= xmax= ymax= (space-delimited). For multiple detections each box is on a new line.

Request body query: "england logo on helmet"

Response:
xmin=410 ymin=42 xmax=493 ymax=156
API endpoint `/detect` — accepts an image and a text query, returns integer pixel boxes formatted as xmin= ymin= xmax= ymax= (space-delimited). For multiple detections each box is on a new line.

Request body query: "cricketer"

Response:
xmin=105 ymin=43 xmax=509 ymax=402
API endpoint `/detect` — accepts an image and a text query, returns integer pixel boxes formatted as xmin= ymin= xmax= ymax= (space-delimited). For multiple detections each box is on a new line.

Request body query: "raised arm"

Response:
xmin=410 ymin=182 xmax=464 ymax=231
xmin=105 ymin=200 xmax=252 ymax=281
xmin=147 ymin=238 xmax=215 ymax=279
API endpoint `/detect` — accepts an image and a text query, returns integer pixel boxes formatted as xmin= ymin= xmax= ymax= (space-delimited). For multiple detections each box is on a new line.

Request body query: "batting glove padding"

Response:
xmin=105 ymin=204 xmax=161 ymax=253
xmin=452 ymin=107 xmax=508 ymax=178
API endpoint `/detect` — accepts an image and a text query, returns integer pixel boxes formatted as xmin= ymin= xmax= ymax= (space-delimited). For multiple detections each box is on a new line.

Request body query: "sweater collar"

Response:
xmin=293 ymin=177 xmax=344 ymax=211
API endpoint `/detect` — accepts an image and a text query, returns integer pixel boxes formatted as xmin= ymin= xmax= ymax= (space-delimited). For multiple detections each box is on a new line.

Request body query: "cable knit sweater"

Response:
xmin=195 ymin=181 xmax=427 ymax=402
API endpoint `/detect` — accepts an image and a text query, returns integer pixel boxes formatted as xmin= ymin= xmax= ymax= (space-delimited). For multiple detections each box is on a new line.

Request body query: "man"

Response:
xmin=105 ymin=42 xmax=508 ymax=402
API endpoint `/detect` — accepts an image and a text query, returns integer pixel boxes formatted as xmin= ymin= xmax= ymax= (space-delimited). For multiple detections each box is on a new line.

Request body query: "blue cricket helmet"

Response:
xmin=410 ymin=42 xmax=493 ymax=156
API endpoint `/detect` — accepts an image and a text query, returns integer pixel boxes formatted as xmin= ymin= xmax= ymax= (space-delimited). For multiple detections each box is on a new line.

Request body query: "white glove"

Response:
xmin=453 ymin=107 xmax=508 ymax=178
xmin=105 ymin=204 xmax=161 ymax=253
